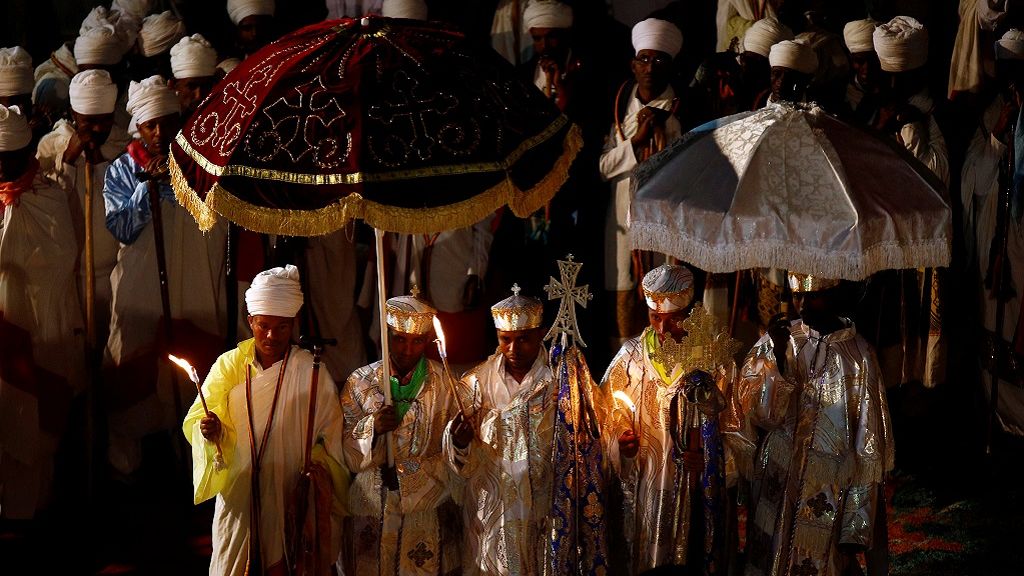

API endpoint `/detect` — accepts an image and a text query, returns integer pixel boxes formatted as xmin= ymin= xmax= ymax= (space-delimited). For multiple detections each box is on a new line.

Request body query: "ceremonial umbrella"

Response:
xmin=628 ymin=100 xmax=952 ymax=280
xmin=169 ymin=16 xmax=581 ymax=464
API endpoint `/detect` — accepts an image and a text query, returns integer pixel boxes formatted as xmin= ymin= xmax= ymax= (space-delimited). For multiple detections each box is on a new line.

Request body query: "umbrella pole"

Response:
xmin=374 ymin=228 xmax=395 ymax=468
xmin=728 ymin=271 xmax=742 ymax=337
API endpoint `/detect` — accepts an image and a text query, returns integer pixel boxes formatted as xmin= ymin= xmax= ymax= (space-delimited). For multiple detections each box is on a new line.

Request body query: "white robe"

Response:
xmin=443 ymin=350 xmax=556 ymax=576
xmin=184 ymin=342 xmax=346 ymax=575
xmin=961 ymin=94 xmax=1024 ymax=434
xmin=900 ymin=91 xmax=950 ymax=186
xmin=0 ymin=172 xmax=85 ymax=518
xmin=599 ymin=85 xmax=681 ymax=292
xmin=103 ymin=152 xmax=228 ymax=475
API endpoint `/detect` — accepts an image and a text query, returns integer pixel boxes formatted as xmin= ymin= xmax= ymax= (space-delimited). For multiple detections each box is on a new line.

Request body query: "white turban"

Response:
xmin=80 ymin=6 xmax=117 ymax=35
xmin=0 ymin=47 xmax=33 ymax=97
xmin=217 ymin=58 xmax=241 ymax=75
xmin=769 ymin=39 xmax=818 ymax=74
xmin=69 ymin=70 xmax=118 ymax=115
xmin=126 ymin=75 xmax=180 ymax=129
xmin=843 ymin=19 xmax=877 ymax=54
xmin=139 ymin=11 xmax=187 ymax=57
xmin=227 ymin=0 xmax=275 ymax=25
xmin=642 ymin=264 xmax=694 ymax=313
xmin=170 ymin=34 xmax=218 ymax=79
xmin=382 ymin=0 xmax=428 ymax=20
xmin=0 ymin=105 xmax=32 ymax=152
xmin=996 ymin=29 xmax=1024 ymax=61
xmin=386 ymin=293 xmax=436 ymax=335
xmin=742 ymin=18 xmax=793 ymax=58
xmin=111 ymin=0 xmax=153 ymax=20
xmin=522 ymin=1 xmax=573 ymax=33
xmin=632 ymin=18 xmax=683 ymax=59
xmin=873 ymin=16 xmax=928 ymax=72
xmin=245 ymin=265 xmax=304 ymax=317
xmin=75 ymin=25 xmax=123 ymax=66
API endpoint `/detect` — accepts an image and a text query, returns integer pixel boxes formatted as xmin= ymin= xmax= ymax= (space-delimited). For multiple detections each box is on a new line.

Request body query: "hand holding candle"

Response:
xmin=169 ymin=354 xmax=225 ymax=471
xmin=432 ymin=317 xmax=468 ymax=415
xmin=613 ymin=390 xmax=638 ymax=431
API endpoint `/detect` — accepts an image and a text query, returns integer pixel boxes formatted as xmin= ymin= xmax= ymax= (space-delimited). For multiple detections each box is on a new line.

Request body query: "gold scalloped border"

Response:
xmin=171 ymin=123 xmax=582 ymax=236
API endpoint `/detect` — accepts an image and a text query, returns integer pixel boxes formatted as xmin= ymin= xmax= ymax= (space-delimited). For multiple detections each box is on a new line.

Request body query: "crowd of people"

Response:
xmin=0 ymin=0 xmax=1021 ymax=575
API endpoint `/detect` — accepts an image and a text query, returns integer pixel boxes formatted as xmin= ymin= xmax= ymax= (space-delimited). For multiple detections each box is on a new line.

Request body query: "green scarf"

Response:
xmin=390 ymin=356 xmax=428 ymax=421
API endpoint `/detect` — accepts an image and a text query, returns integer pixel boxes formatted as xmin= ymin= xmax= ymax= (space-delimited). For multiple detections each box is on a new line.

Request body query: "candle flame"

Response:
xmin=168 ymin=354 xmax=193 ymax=373
xmin=613 ymin=390 xmax=636 ymax=413
xmin=168 ymin=354 xmax=200 ymax=384
xmin=432 ymin=317 xmax=447 ymax=355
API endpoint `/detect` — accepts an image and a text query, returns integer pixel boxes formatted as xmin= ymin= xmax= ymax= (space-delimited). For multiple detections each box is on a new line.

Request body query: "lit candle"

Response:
xmin=168 ymin=354 xmax=225 ymax=470
xmin=432 ymin=317 xmax=467 ymax=415
xmin=613 ymin=390 xmax=637 ymax=432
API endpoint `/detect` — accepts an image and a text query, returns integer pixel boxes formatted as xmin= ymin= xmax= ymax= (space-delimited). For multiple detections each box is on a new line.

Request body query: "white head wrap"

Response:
xmin=75 ymin=25 xmax=123 ymax=66
xmin=171 ymin=34 xmax=218 ymax=79
xmin=843 ymin=19 xmax=877 ymax=54
xmin=227 ymin=0 xmax=275 ymax=26
xmin=139 ymin=11 xmax=187 ymax=57
xmin=0 ymin=47 xmax=34 ymax=97
xmin=996 ymin=29 xmax=1024 ymax=61
xmin=0 ymin=105 xmax=32 ymax=152
xmin=631 ymin=18 xmax=683 ymax=59
xmin=111 ymin=0 xmax=153 ymax=20
xmin=80 ymin=6 xmax=117 ymax=35
xmin=769 ymin=39 xmax=818 ymax=74
xmin=873 ymin=16 xmax=928 ymax=72
xmin=491 ymin=284 xmax=543 ymax=331
xmin=217 ymin=58 xmax=242 ymax=75
xmin=522 ymin=1 xmax=573 ymax=33
xmin=246 ymin=265 xmax=304 ymax=317
xmin=386 ymin=293 xmax=437 ymax=335
xmin=69 ymin=70 xmax=118 ymax=115
xmin=742 ymin=18 xmax=793 ymax=58
xmin=642 ymin=264 xmax=694 ymax=313
xmin=382 ymin=0 xmax=428 ymax=20
xmin=126 ymin=75 xmax=180 ymax=129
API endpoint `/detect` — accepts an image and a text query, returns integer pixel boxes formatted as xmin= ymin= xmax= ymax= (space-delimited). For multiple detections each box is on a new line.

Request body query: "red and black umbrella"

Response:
xmin=170 ymin=15 xmax=581 ymax=236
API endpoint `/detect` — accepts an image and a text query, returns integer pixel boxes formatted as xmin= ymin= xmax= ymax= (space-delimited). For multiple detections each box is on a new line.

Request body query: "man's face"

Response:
xmin=648 ymin=308 xmax=689 ymax=340
xmin=72 ymin=111 xmax=115 ymax=149
xmin=530 ymin=27 xmax=569 ymax=60
xmin=236 ymin=15 xmax=275 ymax=54
xmin=631 ymin=49 xmax=672 ymax=96
xmin=0 ymin=147 xmax=31 ymax=182
xmin=137 ymin=112 xmax=181 ymax=156
xmin=389 ymin=329 xmax=429 ymax=375
xmin=794 ymin=291 xmax=831 ymax=330
xmin=849 ymin=52 xmax=880 ymax=89
xmin=770 ymin=66 xmax=807 ymax=101
xmin=248 ymin=314 xmax=294 ymax=361
xmin=0 ymin=94 xmax=32 ymax=119
xmin=497 ymin=327 xmax=545 ymax=373
xmin=171 ymin=76 xmax=216 ymax=116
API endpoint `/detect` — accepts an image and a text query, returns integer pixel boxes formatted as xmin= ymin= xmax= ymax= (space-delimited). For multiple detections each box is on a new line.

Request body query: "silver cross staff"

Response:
xmin=544 ymin=254 xmax=593 ymax=348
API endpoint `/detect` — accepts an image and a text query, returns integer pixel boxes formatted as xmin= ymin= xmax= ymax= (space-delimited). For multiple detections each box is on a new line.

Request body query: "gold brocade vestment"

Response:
xmin=723 ymin=320 xmax=894 ymax=576
xmin=341 ymin=359 xmax=461 ymax=576
xmin=600 ymin=328 xmax=729 ymax=575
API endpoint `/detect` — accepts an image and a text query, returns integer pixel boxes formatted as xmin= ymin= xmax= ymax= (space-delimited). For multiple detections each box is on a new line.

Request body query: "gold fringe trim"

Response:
xmin=170 ymin=121 xmax=584 ymax=236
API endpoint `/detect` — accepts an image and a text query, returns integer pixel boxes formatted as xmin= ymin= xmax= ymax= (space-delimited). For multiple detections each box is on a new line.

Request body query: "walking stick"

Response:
xmin=84 ymin=162 xmax=96 ymax=348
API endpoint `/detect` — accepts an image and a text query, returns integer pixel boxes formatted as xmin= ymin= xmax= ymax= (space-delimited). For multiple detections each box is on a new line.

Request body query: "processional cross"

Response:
xmin=544 ymin=254 xmax=593 ymax=348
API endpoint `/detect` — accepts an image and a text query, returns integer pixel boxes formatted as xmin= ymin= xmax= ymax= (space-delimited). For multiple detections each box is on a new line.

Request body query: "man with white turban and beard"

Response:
xmin=134 ymin=11 xmax=188 ymax=79
xmin=228 ymin=0 xmax=277 ymax=56
xmin=170 ymin=34 xmax=219 ymax=117
xmin=767 ymin=39 xmax=818 ymax=104
xmin=35 ymin=69 xmax=126 ymax=346
xmin=0 ymin=105 xmax=85 ymax=520
xmin=842 ymin=19 xmax=881 ymax=121
xmin=102 ymin=75 xmax=228 ymax=478
xmin=739 ymin=18 xmax=793 ymax=110
xmin=184 ymin=265 xmax=347 ymax=576
xmin=599 ymin=18 xmax=684 ymax=352
xmin=341 ymin=291 xmax=460 ymax=576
